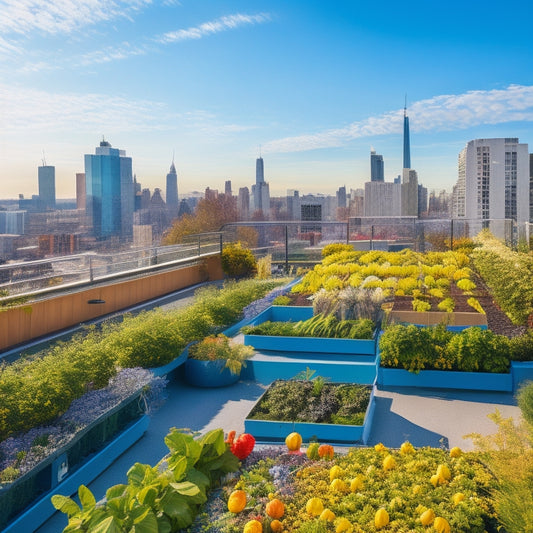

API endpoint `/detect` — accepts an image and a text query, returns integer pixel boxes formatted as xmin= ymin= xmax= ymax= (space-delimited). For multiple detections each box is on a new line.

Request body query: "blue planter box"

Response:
xmin=511 ymin=361 xmax=533 ymax=391
xmin=243 ymin=306 xmax=377 ymax=355
xmin=149 ymin=344 xmax=190 ymax=377
xmin=377 ymin=366 xmax=513 ymax=392
xmin=184 ymin=358 xmax=240 ymax=387
xmin=244 ymin=382 xmax=376 ymax=445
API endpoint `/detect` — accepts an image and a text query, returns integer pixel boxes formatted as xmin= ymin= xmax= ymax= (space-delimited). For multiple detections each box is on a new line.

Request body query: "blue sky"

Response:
xmin=1 ymin=0 xmax=533 ymax=199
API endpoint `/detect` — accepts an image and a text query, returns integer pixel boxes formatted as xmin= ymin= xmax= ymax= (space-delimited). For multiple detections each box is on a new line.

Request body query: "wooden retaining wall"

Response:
xmin=0 ymin=255 xmax=223 ymax=352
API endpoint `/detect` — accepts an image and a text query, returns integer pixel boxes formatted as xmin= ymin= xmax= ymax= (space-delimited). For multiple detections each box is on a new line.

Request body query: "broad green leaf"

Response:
xmin=51 ymin=494 xmax=81 ymax=517
xmin=127 ymin=463 xmax=152 ymax=487
xmin=156 ymin=515 xmax=172 ymax=533
xmin=198 ymin=428 xmax=226 ymax=455
xmin=78 ymin=484 xmax=96 ymax=511
xmin=165 ymin=430 xmax=202 ymax=468
xmin=90 ymin=516 xmax=121 ymax=533
xmin=106 ymin=484 xmax=128 ymax=501
xmin=158 ymin=490 xmax=192 ymax=522
xmin=131 ymin=508 xmax=159 ymax=533
xmin=136 ymin=486 xmax=158 ymax=507
xmin=169 ymin=481 xmax=200 ymax=497
xmin=167 ymin=455 xmax=187 ymax=481
xmin=186 ymin=468 xmax=210 ymax=492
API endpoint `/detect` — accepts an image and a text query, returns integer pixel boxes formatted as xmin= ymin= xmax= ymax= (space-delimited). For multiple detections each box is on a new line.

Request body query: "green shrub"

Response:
xmin=321 ymin=243 xmax=354 ymax=257
xmin=221 ymin=242 xmax=257 ymax=278
xmin=255 ymin=254 xmax=272 ymax=279
xmin=272 ymin=294 xmax=291 ymax=306
xmin=509 ymin=331 xmax=533 ymax=361
xmin=517 ymin=381 xmax=533 ymax=426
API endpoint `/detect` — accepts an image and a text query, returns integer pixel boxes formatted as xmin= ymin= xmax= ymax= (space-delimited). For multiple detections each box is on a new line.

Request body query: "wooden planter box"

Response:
xmin=244 ymin=381 xmax=376 ymax=445
xmin=243 ymin=306 xmax=377 ymax=356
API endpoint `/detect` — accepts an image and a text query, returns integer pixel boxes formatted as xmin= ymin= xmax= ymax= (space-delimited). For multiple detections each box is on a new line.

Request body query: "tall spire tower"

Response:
xmin=403 ymin=97 xmax=411 ymax=170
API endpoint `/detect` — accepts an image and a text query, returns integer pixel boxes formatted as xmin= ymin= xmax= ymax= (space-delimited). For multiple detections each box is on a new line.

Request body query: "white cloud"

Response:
xmin=0 ymin=0 xmax=151 ymax=36
xmin=263 ymin=85 xmax=533 ymax=153
xmin=157 ymin=13 xmax=271 ymax=44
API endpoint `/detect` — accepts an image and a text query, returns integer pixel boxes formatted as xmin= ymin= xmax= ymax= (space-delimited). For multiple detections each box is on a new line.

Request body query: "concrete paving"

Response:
xmin=36 ymin=366 xmax=522 ymax=533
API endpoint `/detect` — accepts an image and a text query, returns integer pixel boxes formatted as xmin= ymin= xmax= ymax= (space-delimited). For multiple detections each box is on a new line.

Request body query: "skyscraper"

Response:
xmin=38 ymin=165 xmax=56 ymax=211
xmin=452 ymin=138 xmax=529 ymax=225
xmin=403 ymin=104 xmax=411 ymax=170
xmin=251 ymin=156 xmax=270 ymax=217
xmin=370 ymin=150 xmax=384 ymax=182
xmin=166 ymin=160 xmax=179 ymax=219
xmin=76 ymin=173 xmax=86 ymax=211
xmin=84 ymin=139 xmax=133 ymax=240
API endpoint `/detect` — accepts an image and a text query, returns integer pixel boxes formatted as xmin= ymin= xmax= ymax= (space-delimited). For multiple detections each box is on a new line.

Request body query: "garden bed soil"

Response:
xmin=284 ymin=292 xmax=313 ymax=306
xmin=391 ymin=275 xmax=526 ymax=338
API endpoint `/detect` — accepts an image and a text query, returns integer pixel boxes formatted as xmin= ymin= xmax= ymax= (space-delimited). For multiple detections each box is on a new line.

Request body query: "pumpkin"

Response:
xmin=306 ymin=442 xmax=320 ymax=460
xmin=330 ymin=478 xmax=347 ymax=492
xmin=374 ymin=442 xmax=387 ymax=452
xmin=305 ymin=497 xmax=324 ymax=516
xmin=375 ymin=508 xmax=390 ymax=529
xmin=285 ymin=432 xmax=302 ymax=452
xmin=319 ymin=509 xmax=335 ymax=522
xmin=453 ymin=492 xmax=465 ymax=505
xmin=436 ymin=464 xmax=451 ymax=482
xmin=450 ymin=446 xmax=462 ymax=458
xmin=227 ymin=490 xmax=246 ymax=513
xmin=400 ymin=441 xmax=415 ymax=455
xmin=266 ymin=498 xmax=285 ymax=519
xmin=420 ymin=508 xmax=435 ymax=526
xmin=329 ymin=465 xmax=344 ymax=481
xmin=226 ymin=431 xmax=255 ymax=460
xmin=318 ymin=444 xmax=334 ymax=460
xmin=270 ymin=519 xmax=283 ymax=533
xmin=243 ymin=519 xmax=263 ymax=533
xmin=433 ymin=517 xmax=451 ymax=533
xmin=335 ymin=517 xmax=352 ymax=532
xmin=350 ymin=474 xmax=364 ymax=492
xmin=383 ymin=454 xmax=396 ymax=471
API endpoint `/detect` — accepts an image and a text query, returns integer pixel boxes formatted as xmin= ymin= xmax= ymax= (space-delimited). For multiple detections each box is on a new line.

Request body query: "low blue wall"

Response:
xmin=511 ymin=361 xmax=533 ymax=391
xmin=4 ymin=416 xmax=150 ymax=533
xmin=377 ymin=366 xmax=513 ymax=392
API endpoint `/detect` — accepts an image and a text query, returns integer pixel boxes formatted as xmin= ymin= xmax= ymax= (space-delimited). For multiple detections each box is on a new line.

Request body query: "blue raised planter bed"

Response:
xmin=244 ymin=382 xmax=376 ymax=445
xmin=149 ymin=343 xmax=191 ymax=377
xmin=511 ymin=361 xmax=533 ymax=391
xmin=184 ymin=357 xmax=240 ymax=387
xmin=243 ymin=306 xmax=377 ymax=355
xmin=377 ymin=366 xmax=513 ymax=392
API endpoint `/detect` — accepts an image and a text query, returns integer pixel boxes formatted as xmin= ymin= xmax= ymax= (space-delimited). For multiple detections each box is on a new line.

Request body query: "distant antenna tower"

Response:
xmin=41 ymin=150 xmax=47 ymax=166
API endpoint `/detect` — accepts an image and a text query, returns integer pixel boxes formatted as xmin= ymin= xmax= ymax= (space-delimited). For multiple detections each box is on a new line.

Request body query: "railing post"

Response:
xmin=219 ymin=233 xmax=223 ymax=253
xmin=89 ymin=257 xmax=93 ymax=282
xmin=450 ymin=219 xmax=454 ymax=250
xmin=346 ymin=222 xmax=349 ymax=244
xmin=370 ymin=225 xmax=374 ymax=251
xmin=285 ymin=225 xmax=289 ymax=273
xmin=198 ymin=235 xmax=201 ymax=256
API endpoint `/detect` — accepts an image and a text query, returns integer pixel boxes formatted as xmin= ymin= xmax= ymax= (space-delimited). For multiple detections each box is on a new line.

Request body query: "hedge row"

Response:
xmin=0 ymin=279 xmax=283 ymax=441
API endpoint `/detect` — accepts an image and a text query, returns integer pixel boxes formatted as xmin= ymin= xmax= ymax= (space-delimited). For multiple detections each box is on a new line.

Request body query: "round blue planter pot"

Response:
xmin=184 ymin=359 xmax=240 ymax=387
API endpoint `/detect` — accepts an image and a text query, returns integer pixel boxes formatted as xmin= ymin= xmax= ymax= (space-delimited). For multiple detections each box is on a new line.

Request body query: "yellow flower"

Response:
xmin=305 ymin=497 xmax=324 ymax=516
xmin=329 ymin=465 xmax=344 ymax=481
xmin=335 ymin=517 xmax=353 ymax=532
xmin=319 ymin=509 xmax=336 ymax=522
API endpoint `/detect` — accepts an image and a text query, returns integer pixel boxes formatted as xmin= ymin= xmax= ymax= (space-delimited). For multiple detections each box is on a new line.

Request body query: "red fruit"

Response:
xmin=226 ymin=431 xmax=255 ymax=460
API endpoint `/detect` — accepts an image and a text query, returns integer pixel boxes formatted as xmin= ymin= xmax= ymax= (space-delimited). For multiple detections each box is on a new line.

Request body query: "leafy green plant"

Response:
xmin=437 ymin=297 xmax=455 ymax=312
xmin=255 ymin=254 xmax=272 ymax=280
xmin=321 ymin=243 xmax=354 ymax=257
xmin=246 ymin=380 xmax=371 ymax=425
xmin=221 ymin=242 xmax=257 ymax=278
xmin=517 ymin=380 xmax=533 ymax=426
xmin=509 ymin=331 xmax=533 ymax=361
xmin=272 ymin=294 xmax=291 ymax=306
xmin=52 ymin=428 xmax=240 ymax=532
xmin=412 ymin=298 xmax=431 ymax=312
xmin=242 ymin=314 xmax=375 ymax=340
xmin=188 ymin=334 xmax=254 ymax=375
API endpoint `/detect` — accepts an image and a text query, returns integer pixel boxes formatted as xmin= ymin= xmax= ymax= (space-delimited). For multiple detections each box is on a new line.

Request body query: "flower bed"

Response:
xmin=191 ymin=442 xmax=497 ymax=533
xmin=244 ymin=380 xmax=375 ymax=444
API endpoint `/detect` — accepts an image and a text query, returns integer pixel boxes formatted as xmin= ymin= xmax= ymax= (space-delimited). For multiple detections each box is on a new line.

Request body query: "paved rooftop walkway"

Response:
xmin=36 ymin=366 xmax=521 ymax=533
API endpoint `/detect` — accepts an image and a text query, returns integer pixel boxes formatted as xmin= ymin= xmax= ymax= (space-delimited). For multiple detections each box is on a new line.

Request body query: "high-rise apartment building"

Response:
xmin=452 ymin=138 xmax=529 ymax=225
xmin=370 ymin=150 xmax=384 ymax=182
xmin=76 ymin=173 xmax=86 ymax=211
xmin=166 ymin=161 xmax=179 ymax=219
xmin=237 ymin=187 xmax=250 ymax=220
xmin=38 ymin=165 xmax=56 ymax=211
xmin=84 ymin=140 xmax=134 ymax=240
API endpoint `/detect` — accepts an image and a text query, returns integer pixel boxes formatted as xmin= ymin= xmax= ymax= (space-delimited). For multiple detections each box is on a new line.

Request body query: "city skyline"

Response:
xmin=1 ymin=1 xmax=533 ymax=199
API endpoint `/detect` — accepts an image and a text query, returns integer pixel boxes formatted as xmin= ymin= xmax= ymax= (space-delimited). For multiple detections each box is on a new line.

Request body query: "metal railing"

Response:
xmin=0 ymin=233 xmax=222 ymax=302
xmin=0 ymin=217 xmax=524 ymax=302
